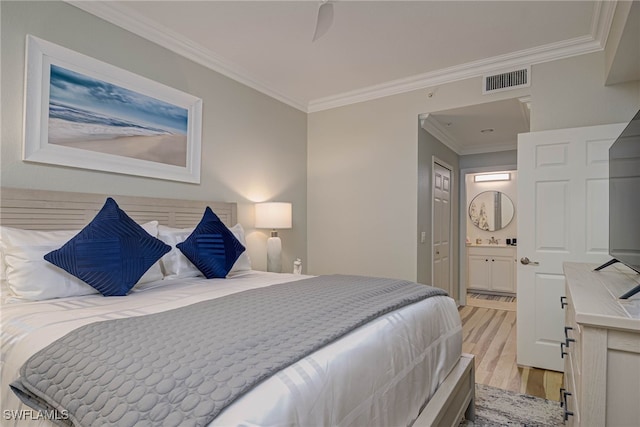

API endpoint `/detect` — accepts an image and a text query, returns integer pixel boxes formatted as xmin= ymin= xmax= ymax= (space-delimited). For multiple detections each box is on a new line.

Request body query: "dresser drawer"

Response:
xmin=564 ymin=290 xmax=581 ymax=377
xmin=563 ymin=352 xmax=579 ymax=426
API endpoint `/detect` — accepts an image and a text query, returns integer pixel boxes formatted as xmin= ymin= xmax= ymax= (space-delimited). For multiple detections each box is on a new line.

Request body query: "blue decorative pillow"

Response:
xmin=176 ymin=207 xmax=246 ymax=279
xmin=44 ymin=198 xmax=171 ymax=296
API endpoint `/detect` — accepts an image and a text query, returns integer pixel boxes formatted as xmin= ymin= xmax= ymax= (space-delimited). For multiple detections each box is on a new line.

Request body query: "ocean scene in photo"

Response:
xmin=48 ymin=64 xmax=188 ymax=167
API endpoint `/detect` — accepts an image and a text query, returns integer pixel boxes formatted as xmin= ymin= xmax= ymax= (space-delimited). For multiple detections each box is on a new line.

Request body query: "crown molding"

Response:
xmin=66 ymin=1 xmax=308 ymax=112
xmin=309 ymin=1 xmax=616 ymax=112
xmin=591 ymin=0 xmax=618 ymax=49
xmin=68 ymin=1 xmax=616 ymax=114
xmin=518 ymin=96 xmax=531 ymax=129
xmin=309 ymin=35 xmax=602 ymax=112
xmin=419 ymin=114 xmax=462 ymax=154
xmin=459 ymin=143 xmax=518 ymax=156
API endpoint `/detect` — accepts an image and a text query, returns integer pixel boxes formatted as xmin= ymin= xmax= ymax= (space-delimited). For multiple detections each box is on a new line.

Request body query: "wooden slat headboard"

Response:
xmin=0 ymin=188 xmax=237 ymax=230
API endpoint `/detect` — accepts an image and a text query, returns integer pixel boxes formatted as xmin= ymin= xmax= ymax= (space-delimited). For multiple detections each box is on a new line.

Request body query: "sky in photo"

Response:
xmin=49 ymin=64 xmax=188 ymax=134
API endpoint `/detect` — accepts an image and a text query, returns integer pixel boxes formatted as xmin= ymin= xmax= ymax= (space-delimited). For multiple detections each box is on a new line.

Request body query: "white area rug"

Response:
xmin=460 ymin=384 xmax=563 ymax=426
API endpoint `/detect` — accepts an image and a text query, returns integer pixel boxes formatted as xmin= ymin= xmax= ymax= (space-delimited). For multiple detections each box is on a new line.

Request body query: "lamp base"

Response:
xmin=266 ymin=236 xmax=282 ymax=273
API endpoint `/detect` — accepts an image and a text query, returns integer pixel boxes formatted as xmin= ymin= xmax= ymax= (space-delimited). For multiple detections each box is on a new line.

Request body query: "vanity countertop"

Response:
xmin=466 ymin=244 xmax=516 ymax=248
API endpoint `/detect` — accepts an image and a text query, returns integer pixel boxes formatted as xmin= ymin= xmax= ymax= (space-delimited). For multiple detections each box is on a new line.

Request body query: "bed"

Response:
xmin=0 ymin=188 xmax=474 ymax=426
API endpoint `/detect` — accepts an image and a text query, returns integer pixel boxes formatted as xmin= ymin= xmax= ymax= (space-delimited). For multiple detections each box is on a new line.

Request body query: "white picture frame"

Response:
xmin=23 ymin=35 xmax=202 ymax=183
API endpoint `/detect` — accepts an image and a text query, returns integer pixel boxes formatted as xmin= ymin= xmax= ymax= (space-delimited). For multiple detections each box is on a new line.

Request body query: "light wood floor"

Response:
xmin=460 ymin=294 xmax=563 ymax=401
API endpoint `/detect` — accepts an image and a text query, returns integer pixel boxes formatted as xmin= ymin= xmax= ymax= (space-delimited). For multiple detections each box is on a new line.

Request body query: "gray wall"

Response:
xmin=417 ymin=128 xmax=460 ymax=299
xmin=0 ymin=1 xmax=308 ymax=272
xmin=460 ymin=150 xmax=517 ymax=170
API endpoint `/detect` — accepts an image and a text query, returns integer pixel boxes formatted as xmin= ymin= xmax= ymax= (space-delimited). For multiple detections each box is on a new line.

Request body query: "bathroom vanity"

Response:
xmin=467 ymin=245 xmax=517 ymax=294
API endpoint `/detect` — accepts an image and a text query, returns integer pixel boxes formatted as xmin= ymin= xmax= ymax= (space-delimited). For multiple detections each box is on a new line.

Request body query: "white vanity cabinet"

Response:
xmin=467 ymin=246 xmax=516 ymax=294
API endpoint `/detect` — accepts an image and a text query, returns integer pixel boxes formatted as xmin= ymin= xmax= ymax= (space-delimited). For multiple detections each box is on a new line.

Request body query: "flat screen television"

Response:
xmin=595 ymin=109 xmax=640 ymax=299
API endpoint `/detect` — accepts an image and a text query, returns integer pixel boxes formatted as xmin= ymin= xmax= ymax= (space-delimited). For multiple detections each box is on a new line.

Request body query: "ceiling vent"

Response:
xmin=483 ymin=67 xmax=530 ymax=94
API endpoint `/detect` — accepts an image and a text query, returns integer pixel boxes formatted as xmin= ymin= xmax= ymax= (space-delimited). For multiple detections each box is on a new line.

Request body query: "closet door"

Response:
xmin=433 ymin=162 xmax=452 ymax=295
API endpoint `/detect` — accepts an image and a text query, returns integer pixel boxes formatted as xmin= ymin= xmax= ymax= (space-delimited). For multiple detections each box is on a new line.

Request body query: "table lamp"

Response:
xmin=255 ymin=202 xmax=292 ymax=272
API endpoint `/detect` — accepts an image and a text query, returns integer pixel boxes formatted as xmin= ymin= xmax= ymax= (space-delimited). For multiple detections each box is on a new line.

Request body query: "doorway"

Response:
xmin=462 ymin=168 xmax=518 ymax=310
xmin=419 ymin=97 xmax=530 ymax=305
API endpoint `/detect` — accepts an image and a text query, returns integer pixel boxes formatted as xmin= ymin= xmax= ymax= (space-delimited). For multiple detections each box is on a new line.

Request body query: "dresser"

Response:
xmin=466 ymin=245 xmax=516 ymax=294
xmin=561 ymin=262 xmax=640 ymax=426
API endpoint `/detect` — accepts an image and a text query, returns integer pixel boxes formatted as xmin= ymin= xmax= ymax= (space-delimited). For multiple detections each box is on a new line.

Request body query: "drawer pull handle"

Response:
xmin=560 ymin=296 xmax=568 ymax=309
xmin=564 ymin=326 xmax=576 ymax=347
xmin=560 ymin=342 xmax=567 ymax=359
xmin=563 ymin=390 xmax=574 ymax=420
xmin=559 ymin=387 xmax=565 ymax=407
xmin=564 ymin=409 xmax=574 ymax=421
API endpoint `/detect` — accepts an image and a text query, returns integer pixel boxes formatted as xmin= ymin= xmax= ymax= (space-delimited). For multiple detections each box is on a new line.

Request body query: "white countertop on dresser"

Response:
xmin=563 ymin=262 xmax=640 ymax=331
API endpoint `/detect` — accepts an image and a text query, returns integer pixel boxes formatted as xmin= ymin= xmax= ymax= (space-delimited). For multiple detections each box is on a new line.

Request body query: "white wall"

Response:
xmin=308 ymin=76 xmax=531 ymax=282
xmin=308 ymin=51 xmax=639 ymax=290
xmin=0 ymin=1 xmax=308 ymax=272
xmin=5 ymin=2 xmax=637 ymax=282
xmin=307 ymin=95 xmax=423 ymax=279
xmin=530 ymin=53 xmax=640 ymax=131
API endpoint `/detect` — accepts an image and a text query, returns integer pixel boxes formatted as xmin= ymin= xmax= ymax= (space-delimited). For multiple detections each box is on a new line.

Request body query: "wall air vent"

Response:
xmin=483 ymin=67 xmax=530 ymax=94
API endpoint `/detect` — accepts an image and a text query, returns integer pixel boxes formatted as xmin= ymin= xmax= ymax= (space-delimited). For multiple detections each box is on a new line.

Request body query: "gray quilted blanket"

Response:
xmin=11 ymin=275 xmax=447 ymax=427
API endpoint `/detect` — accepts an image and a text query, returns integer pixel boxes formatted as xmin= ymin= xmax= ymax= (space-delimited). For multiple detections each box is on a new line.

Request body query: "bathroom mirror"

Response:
xmin=469 ymin=191 xmax=515 ymax=231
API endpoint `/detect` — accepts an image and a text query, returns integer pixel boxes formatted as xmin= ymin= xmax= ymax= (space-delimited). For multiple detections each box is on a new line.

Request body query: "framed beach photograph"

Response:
xmin=23 ymin=35 xmax=202 ymax=183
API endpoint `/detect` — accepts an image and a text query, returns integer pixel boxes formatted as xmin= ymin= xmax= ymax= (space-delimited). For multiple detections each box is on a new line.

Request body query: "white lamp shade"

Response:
xmin=255 ymin=202 xmax=292 ymax=229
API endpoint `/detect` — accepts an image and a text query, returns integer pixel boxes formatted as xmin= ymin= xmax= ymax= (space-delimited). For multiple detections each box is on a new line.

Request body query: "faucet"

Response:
xmin=488 ymin=236 xmax=499 ymax=245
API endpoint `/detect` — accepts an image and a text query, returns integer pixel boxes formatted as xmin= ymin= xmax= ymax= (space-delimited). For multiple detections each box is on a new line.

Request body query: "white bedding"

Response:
xmin=1 ymin=271 xmax=462 ymax=426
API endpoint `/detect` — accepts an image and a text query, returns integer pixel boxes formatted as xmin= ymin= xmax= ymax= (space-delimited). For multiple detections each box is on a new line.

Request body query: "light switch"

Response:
xmin=420 ymin=231 xmax=426 ymax=243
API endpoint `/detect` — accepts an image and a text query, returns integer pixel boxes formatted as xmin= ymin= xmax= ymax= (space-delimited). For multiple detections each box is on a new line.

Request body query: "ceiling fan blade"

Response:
xmin=312 ymin=1 xmax=334 ymax=42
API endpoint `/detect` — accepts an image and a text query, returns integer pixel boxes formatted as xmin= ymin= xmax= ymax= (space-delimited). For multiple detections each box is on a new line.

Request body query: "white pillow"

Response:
xmin=228 ymin=224 xmax=252 ymax=273
xmin=157 ymin=225 xmax=201 ymax=279
xmin=158 ymin=223 xmax=251 ymax=279
xmin=135 ymin=222 xmax=165 ymax=285
xmin=0 ymin=222 xmax=164 ymax=301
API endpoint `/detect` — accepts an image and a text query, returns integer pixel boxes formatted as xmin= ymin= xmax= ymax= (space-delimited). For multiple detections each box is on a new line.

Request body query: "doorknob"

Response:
xmin=520 ymin=257 xmax=540 ymax=266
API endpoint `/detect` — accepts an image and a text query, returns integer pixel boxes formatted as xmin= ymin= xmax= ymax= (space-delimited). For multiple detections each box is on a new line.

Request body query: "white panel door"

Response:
xmin=517 ymin=123 xmax=624 ymax=371
xmin=433 ymin=162 xmax=452 ymax=295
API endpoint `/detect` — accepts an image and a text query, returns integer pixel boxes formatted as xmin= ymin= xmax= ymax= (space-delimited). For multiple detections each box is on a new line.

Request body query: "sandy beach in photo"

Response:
xmin=52 ymin=134 xmax=188 ymax=167
xmin=48 ymin=116 xmax=188 ymax=167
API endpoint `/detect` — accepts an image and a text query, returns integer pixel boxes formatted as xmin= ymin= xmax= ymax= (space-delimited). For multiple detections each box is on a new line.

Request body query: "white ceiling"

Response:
xmin=71 ymin=1 xmax=614 ymax=113
xmin=421 ymin=98 xmax=530 ymax=155
xmin=68 ymin=1 xmax=630 ymax=155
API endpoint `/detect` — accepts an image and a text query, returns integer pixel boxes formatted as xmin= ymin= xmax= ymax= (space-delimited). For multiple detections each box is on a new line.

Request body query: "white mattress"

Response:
xmin=1 ymin=271 xmax=462 ymax=426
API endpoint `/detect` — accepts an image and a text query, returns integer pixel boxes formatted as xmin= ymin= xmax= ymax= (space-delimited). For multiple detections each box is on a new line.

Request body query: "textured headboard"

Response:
xmin=0 ymin=188 xmax=237 ymax=230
